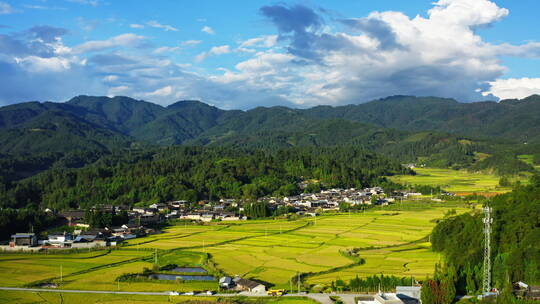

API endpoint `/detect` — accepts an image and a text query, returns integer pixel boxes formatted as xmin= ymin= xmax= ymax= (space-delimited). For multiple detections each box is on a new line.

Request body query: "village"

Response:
xmin=1 ymin=183 xmax=538 ymax=304
xmin=1 ymin=186 xmax=428 ymax=252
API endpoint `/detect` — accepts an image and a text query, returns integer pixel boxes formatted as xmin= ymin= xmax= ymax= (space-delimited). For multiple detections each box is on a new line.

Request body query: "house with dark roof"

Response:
xmin=233 ymin=277 xmax=266 ymax=293
xmin=60 ymin=210 xmax=86 ymax=226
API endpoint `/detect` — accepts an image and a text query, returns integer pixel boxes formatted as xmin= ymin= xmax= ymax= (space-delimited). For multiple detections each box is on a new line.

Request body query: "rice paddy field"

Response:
xmin=0 ymin=291 xmax=317 ymax=304
xmin=204 ymin=209 xmax=454 ymax=288
xmin=0 ymin=201 xmax=469 ymax=299
xmin=388 ymin=167 xmax=528 ymax=195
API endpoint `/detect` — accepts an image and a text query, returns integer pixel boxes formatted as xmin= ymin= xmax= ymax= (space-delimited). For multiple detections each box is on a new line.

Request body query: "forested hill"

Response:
xmin=1 ymin=94 xmax=539 ymax=180
xmin=1 ymin=95 xmax=540 ymax=150
xmin=0 ymin=146 xmax=409 ymax=210
xmin=304 ymin=95 xmax=540 ymax=143
xmin=0 ymin=96 xmax=231 ymax=147
xmin=430 ymin=174 xmax=540 ymax=297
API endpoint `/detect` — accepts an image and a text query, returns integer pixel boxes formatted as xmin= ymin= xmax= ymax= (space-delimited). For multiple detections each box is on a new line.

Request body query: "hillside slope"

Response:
xmin=303 ymin=95 xmax=540 ymax=142
xmin=0 ymin=94 xmax=539 ymax=175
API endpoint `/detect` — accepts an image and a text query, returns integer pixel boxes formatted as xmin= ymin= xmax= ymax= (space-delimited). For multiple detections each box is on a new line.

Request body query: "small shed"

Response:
xmin=396 ymin=286 xmax=421 ymax=303
xmin=10 ymin=233 xmax=37 ymax=246
xmin=219 ymin=276 xmax=234 ymax=288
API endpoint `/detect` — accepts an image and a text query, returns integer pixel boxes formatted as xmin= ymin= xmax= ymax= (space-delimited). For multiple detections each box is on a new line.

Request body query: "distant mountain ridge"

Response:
xmin=304 ymin=95 xmax=540 ymax=142
xmin=1 ymin=94 xmax=539 ymax=182
xmin=1 ymin=94 xmax=540 ymax=154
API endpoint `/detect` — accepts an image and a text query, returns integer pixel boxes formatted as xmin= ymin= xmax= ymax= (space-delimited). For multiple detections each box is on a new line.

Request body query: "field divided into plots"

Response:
xmin=388 ymin=167 xmax=520 ymax=195
xmin=204 ymin=208 xmax=458 ymax=288
xmin=0 ymin=202 xmax=467 ymax=293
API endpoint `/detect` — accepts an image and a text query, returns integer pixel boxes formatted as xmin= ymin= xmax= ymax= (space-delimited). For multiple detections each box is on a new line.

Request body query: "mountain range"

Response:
xmin=1 ymin=94 xmax=539 ymax=176
xmin=2 ymin=94 xmax=540 ymax=150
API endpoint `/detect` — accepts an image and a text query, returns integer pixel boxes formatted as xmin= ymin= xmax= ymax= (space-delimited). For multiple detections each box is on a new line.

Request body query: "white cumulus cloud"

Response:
xmin=66 ymin=0 xmax=100 ymax=7
xmin=195 ymin=45 xmax=231 ymax=62
xmin=107 ymin=85 xmax=130 ymax=97
xmin=201 ymin=26 xmax=215 ymax=35
xmin=73 ymin=33 xmax=147 ymax=54
xmin=147 ymin=21 xmax=178 ymax=32
xmin=182 ymin=40 xmax=202 ymax=46
xmin=0 ymin=1 xmax=15 ymax=14
xmin=239 ymin=0 xmax=540 ymax=105
xmin=146 ymin=85 xmax=173 ymax=97
xmin=3 ymin=0 xmax=540 ymax=108
xmin=240 ymin=35 xmax=278 ymax=48
xmin=153 ymin=46 xmax=181 ymax=54
xmin=484 ymin=78 xmax=540 ymax=100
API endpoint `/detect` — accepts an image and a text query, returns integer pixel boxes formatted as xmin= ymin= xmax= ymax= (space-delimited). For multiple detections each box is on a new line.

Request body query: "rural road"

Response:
xmin=0 ymin=287 xmax=368 ymax=304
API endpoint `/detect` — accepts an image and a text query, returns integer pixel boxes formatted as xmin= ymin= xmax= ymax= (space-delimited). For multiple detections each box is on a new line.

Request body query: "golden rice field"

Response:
xmin=204 ymin=208 xmax=460 ymax=288
xmin=0 ymin=201 xmax=468 ymax=297
xmin=388 ymin=167 xmax=528 ymax=195
xmin=0 ymin=291 xmax=317 ymax=304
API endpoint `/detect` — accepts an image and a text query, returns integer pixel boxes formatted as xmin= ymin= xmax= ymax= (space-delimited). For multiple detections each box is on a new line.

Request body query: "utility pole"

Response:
xmin=483 ymin=206 xmax=493 ymax=294
xmin=60 ymin=265 xmax=63 ymax=283
xmin=290 ymin=277 xmax=292 ymax=294
xmin=154 ymin=248 xmax=158 ymax=265
xmin=297 ymin=272 xmax=300 ymax=293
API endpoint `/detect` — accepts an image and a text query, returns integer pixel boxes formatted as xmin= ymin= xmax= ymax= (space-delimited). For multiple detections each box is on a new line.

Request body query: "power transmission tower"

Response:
xmin=483 ymin=206 xmax=493 ymax=294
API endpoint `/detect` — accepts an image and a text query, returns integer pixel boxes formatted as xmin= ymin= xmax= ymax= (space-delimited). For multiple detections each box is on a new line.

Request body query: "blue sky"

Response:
xmin=1 ymin=0 xmax=540 ymax=109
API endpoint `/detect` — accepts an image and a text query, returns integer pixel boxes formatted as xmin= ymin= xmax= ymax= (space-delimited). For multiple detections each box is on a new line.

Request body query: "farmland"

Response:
xmin=0 ymin=291 xmax=318 ymax=304
xmin=388 ymin=167 xmax=528 ymax=195
xmin=0 ymin=201 xmax=468 ymax=297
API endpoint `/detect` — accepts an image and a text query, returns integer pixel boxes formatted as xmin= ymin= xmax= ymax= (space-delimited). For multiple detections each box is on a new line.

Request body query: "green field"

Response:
xmin=0 ymin=291 xmax=317 ymax=304
xmin=388 ymin=167 xmax=527 ymax=195
xmin=0 ymin=202 xmax=468 ymax=298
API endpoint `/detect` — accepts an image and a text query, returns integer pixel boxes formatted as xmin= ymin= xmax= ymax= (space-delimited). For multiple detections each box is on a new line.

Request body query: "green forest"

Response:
xmin=0 ymin=146 xmax=410 ymax=238
xmin=1 ymin=95 xmax=539 ymax=178
xmin=429 ymin=174 xmax=540 ymax=301
xmin=0 ymin=146 xmax=409 ymax=210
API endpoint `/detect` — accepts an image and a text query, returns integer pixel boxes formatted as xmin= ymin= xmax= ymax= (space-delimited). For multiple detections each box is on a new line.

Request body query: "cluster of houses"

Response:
xmin=2 ymin=223 xmax=147 ymax=252
xmin=132 ymin=201 xmax=246 ymax=223
xmin=2 ymin=185 xmax=430 ymax=252
xmin=259 ymin=187 xmax=405 ymax=212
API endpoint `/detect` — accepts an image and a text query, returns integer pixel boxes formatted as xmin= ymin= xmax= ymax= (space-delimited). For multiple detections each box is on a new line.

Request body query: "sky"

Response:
xmin=1 ymin=0 xmax=540 ymax=109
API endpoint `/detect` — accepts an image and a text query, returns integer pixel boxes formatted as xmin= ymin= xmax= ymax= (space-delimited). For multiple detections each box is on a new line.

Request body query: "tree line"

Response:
xmin=428 ymin=174 xmax=540 ymax=301
xmin=0 ymin=146 xmax=410 ymax=212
